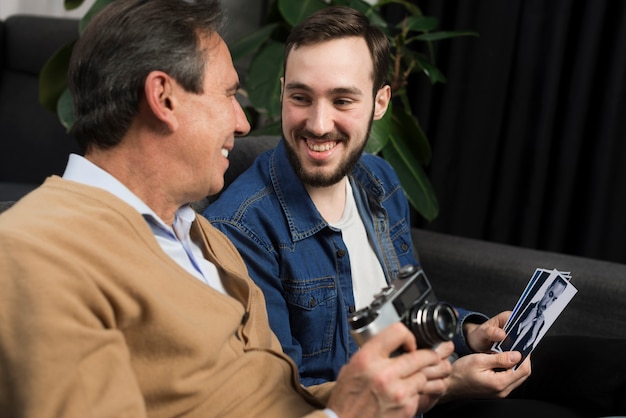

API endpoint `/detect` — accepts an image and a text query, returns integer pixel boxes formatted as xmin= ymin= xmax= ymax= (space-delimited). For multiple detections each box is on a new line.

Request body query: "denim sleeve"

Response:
xmin=452 ymin=307 xmax=490 ymax=356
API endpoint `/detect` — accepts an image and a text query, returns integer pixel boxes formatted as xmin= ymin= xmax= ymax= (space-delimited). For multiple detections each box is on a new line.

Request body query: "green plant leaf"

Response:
xmin=57 ymin=88 xmax=75 ymax=131
xmin=366 ymin=103 xmax=393 ymax=155
xmin=389 ymin=106 xmax=431 ymax=164
xmin=381 ymin=140 xmax=439 ymax=221
xmin=414 ymin=56 xmax=447 ymax=84
xmin=79 ymin=0 xmax=116 ymax=33
xmin=229 ymin=23 xmax=281 ymax=63
xmin=338 ymin=0 xmax=387 ymax=28
xmin=39 ymin=41 xmax=76 ymax=112
xmin=247 ymin=41 xmax=284 ymax=119
xmin=374 ymin=0 xmax=423 ymax=17
xmin=64 ymin=0 xmax=85 ymax=10
xmin=361 ymin=7 xmax=388 ymax=29
xmin=344 ymin=0 xmax=372 ymax=11
xmin=416 ymin=30 xmax=479 ymax=42
xmin=250 ymin=120 xmax=282 ymax=137
xmin=397 ymin=16 xmax=438 ymax=32
xmin=278 ymin=0 xmax=327 ymax=27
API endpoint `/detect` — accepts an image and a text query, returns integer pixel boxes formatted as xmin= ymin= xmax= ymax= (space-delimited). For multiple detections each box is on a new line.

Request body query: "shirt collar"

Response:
xmin=62 ymin=153 xmax=195 ymax=228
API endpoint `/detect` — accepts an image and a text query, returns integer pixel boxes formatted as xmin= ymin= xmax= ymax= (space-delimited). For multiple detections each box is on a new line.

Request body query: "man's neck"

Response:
xmin=305 ymin=177 xmax=348 ymax=223
xmin=86 ymin=143 xmax=180 ymax=226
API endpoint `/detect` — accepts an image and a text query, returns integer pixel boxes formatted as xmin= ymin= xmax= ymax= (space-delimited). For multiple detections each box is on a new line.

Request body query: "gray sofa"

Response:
xmin=1 ymin=15 xmax=624 ymax=342
xmin=0 ymin=15 xmax=80 ymax=201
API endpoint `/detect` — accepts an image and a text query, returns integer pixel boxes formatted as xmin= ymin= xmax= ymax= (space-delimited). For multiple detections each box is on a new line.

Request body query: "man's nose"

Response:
xmin=306 ymin=102 xmax=333 ymax=137
xmin=234 ymin=98 xmax=251 ymax=137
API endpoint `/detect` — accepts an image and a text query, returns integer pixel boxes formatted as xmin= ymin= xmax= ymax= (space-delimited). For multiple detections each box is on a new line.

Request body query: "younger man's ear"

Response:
xmin=373 ymin=85 xmax=391 ymax=120
xmin=280 ymin=77 xmax=285 ymax=103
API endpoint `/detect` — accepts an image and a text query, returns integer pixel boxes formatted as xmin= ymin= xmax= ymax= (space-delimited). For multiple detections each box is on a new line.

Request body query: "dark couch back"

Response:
xmin=0 ymin=15 xmax=80 ymax=201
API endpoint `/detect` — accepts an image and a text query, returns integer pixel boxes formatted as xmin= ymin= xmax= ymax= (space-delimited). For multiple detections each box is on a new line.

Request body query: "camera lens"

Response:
xmin=408 ymin=302 xmax=458 ymax=348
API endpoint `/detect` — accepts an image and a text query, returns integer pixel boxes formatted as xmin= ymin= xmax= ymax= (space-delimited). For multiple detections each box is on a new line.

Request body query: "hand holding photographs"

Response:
xmin=492 ymin=269 xmax=578 ymax=369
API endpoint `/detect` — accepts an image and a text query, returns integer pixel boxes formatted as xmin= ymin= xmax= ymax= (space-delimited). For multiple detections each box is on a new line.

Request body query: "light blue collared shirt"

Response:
xmin=62 ymin=154 xmax=226 ymax=293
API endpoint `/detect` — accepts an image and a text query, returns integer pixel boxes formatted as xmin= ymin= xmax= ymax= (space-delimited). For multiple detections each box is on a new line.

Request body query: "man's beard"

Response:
xmin=283 ymin=118 xmax=373 ymax=188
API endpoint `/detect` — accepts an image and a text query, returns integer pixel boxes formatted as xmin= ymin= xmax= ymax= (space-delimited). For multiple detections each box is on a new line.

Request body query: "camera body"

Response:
xmin=349 ymin=265 xmax=458 ymax=349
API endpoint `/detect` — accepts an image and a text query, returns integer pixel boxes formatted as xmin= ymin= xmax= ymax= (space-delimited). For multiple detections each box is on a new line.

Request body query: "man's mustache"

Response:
xmin=294 ymin=129 xmax=348 ymax=141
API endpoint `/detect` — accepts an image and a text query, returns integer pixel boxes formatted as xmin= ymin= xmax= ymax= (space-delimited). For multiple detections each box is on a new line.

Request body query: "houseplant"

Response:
xmin=40 ymin=0 xmax=476 ymax=221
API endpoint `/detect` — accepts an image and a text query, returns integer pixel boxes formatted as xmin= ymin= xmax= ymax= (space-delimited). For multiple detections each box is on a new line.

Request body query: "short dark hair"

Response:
xmin=284 ymin=6 xmax=390 ymax=95
xmin=68 ymin=0 xmax=224 ymax=152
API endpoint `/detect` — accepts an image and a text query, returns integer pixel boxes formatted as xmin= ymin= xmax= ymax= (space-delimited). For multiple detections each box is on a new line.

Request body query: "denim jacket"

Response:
xmin=205 ymin=140 xmax=485 ymax=386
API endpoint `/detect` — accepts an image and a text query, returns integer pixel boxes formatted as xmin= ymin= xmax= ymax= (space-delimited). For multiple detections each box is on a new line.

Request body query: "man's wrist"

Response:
xmin=454 ymin=309 xmax=489 ymax=355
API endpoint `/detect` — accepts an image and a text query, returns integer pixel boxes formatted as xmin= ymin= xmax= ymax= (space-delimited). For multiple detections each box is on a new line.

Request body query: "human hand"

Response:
xmin=327 ymin=323 xmax=446 ymax=418
xmin=415 ymin=341 xmax=454 ymax=413
xmin=464 ymin=311 xmax=511 ymax=352
xmin=441 ymin=350 xmax=532 ymax=401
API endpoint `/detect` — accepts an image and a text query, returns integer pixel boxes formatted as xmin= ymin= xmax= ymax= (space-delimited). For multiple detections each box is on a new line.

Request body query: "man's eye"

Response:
xmin=335 ymin=99 xmax=353 ymax=106
xmin=291 ymin=95 xmax=310 ymax=104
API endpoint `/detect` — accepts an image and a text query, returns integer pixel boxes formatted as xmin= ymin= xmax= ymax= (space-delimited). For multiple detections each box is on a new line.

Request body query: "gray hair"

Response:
xmin=68 ymin=0 xmax=224 ymax=152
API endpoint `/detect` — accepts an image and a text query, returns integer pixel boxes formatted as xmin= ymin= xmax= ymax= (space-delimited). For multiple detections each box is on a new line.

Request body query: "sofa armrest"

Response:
xmin=413 ymin=228 xmax=626 ymax=339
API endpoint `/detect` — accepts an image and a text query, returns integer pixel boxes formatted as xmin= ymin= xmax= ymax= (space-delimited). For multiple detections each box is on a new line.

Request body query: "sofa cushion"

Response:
xmin=0 ymin=15 xmax=80 ymax=197
xmin=0 ymin=182 xmax=37 ymax=202
xmin=414 ymin=228 xmax=626 ymax=339
xmin=0 ymin=200 xmax=15 ymax=213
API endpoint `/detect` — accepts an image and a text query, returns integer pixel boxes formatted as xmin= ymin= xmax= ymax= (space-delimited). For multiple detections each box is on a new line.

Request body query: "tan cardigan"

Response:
xmin=0 ymin=177 xmax=333 ymax=417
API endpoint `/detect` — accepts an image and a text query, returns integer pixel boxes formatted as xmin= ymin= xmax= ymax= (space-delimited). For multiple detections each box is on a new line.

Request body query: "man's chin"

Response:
xmin=300 ymin=169 xmax=346 ymax=188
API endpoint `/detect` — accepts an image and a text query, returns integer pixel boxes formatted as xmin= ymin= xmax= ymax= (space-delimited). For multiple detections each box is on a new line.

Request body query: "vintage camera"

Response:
xmin=349 ymin=265 xmax=458 ymax=349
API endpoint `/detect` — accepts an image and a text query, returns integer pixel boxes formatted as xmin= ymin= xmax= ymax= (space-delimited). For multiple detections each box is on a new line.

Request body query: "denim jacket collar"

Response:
xmin=270 ymin=140 xmax=328 ymax=242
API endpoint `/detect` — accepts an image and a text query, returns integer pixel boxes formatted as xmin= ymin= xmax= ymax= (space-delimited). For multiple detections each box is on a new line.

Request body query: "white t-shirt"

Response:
xmin=328 ymin=180 xmax=387 ymax=310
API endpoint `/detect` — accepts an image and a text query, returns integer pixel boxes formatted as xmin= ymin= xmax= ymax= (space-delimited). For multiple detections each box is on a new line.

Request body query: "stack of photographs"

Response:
xmin=492 ymin=268 xmax=578 ymax=370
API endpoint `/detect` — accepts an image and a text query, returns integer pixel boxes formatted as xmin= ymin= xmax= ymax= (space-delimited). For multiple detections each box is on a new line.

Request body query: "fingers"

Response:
xmin=433 ymin=341 xmax=455 ymax=359
xmin=396 ymin=345 xmax=443 ymax=378
xmin=367 ymin=322 xmax=418 ymax=356
xmin=443 ymin=352 xmax=532 ymax=401
xmin=466 ymin=312 xmax=512 ymax=352
xmin=328 ymin=323 xmax=450 ymax=418
xmin=487 ymin=311 xmax=512 ymax=342
xmin=419 ymin=362 xmax=450 ymax=396
xmin=380 ymin=357 xmax=440 ymax=417
xmin=405 ymin=342 xmax=453 ymax=409
xmin=421 ymin=358 xmax=452 ymax=382
xmin=421 ymin=342 xmax=454 ymax=383
xmin=492 ymin=350 xmax=522 ymax=369
xmin=486 ymin=351 xmax=532 ymax=396
xmin=494 ymin=311 xmax=513 ymax=328
xmin=412 ymin=342 xmax=454 ymax=413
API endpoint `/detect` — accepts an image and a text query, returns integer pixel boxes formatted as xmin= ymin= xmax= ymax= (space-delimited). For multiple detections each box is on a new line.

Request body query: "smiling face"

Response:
xmin=281 ymin=36 xmax=390 ymax=188
xmin=174 ymin=33 xmax=250 ymax=200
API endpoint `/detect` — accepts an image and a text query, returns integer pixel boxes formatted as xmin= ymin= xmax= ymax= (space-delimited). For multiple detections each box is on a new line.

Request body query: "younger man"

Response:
xmin=205 ymin=6 xmax=626 ymax=417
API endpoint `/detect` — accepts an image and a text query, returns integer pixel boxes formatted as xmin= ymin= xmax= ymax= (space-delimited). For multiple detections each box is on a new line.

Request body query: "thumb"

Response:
xmin=494 ymin=351 xmax=522 ymax=369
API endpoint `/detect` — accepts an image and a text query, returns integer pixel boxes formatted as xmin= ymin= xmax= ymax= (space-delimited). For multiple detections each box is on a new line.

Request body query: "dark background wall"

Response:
xmin=405 ymin=0 xmax=626 ymax=264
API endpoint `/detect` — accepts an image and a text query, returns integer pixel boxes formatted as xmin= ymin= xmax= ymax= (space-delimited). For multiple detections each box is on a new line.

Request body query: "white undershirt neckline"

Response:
xmin=327 ymin=180 xmax=387 ymax=310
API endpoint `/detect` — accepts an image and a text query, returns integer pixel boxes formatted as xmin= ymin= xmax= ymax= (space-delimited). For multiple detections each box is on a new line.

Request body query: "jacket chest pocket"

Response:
xmin=282 ymin=276 xmax=337 ymax=357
